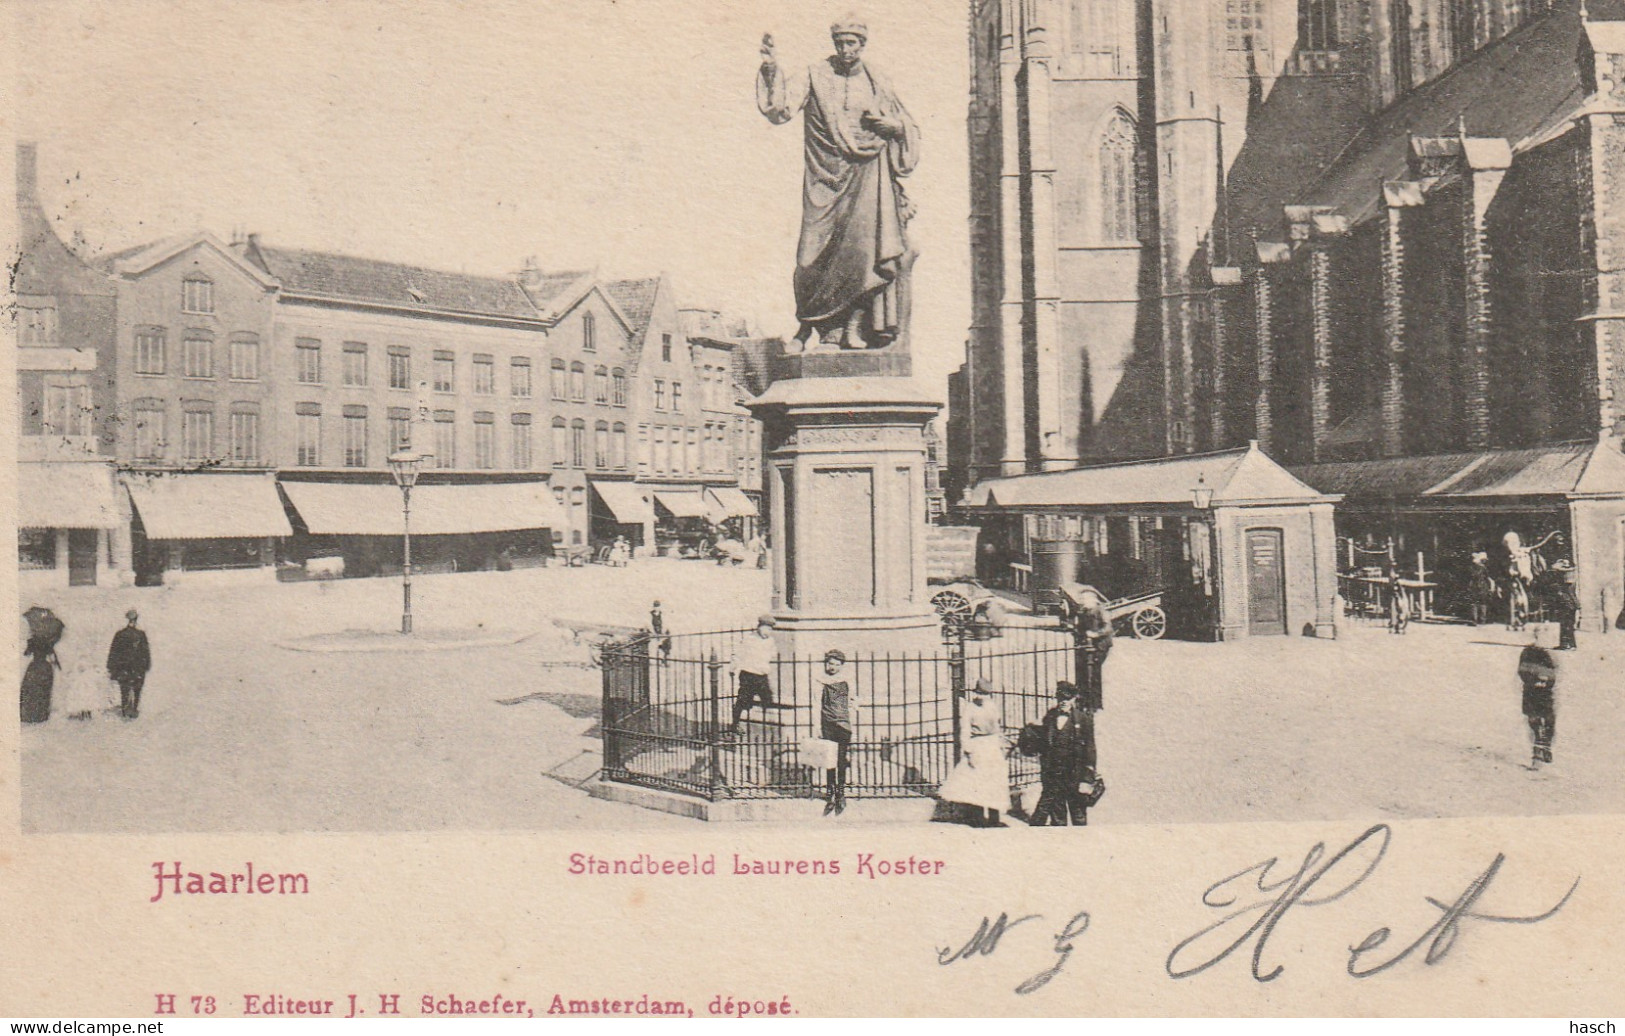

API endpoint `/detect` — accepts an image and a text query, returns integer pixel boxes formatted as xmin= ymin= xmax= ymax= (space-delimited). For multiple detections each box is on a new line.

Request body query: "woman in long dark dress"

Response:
xmin=21 ymin=630 xmax=61 ymax=723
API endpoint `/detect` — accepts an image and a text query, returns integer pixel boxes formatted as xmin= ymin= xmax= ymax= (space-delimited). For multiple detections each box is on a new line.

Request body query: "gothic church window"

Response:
xmin=1298 ymin=0 xmax=1337 ymax=51
xmin=1225 ymin=0 xmax=1268 ymax=58
xmin=1099 ymin=111 xmax=1139 ymax=243
xmin=1390 ymin=0 xmax=1414 ymax=93
xmin=1069 ymin=0 xmax=1129 ymax=77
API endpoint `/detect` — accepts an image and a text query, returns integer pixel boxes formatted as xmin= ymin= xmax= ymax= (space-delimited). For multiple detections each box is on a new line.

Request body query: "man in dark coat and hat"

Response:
xmin=1028 ymin=682 xmax=1100 ymax=827
xmin=107 ymin=609 xmax=152 ymax=719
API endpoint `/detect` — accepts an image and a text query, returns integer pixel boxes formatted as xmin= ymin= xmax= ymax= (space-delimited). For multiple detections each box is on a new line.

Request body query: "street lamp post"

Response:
xmin=388 ymin=451 xmax=425 ymax=634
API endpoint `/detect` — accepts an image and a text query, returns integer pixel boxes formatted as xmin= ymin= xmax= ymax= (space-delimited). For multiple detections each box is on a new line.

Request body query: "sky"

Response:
xmin=10 ymin=0 xmax=972 ymax=399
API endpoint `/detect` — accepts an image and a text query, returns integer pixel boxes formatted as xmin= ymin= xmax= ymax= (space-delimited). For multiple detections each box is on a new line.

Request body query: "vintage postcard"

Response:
xmin=5 ymin=0 xmax=1625 ymax=1019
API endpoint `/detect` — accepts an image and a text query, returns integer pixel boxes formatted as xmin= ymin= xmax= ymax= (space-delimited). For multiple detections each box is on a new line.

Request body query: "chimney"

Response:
xmin=517 ymin=255 xmax=542 ymax=289
xmin=16 ymin=140 xmax=38 ymax=206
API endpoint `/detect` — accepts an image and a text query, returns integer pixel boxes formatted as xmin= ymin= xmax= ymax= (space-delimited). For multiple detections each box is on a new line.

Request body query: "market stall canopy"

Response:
xmin=125 ymin=473 xmax=293 ymax=539
xmin=591 ymin=481 xmax=654 ymax=525
xmin=964 ymin=442 xmax=1331 ymax=511
xmin=1290 ymin=442 xmax=1625 ymax=503
xmin=279 ymin=480 xmax=563 ymax=536
xmin=654 ymin=490 xmax=711 ymax=519
xmin=705 ymin=486 xmax=758 ymax=518
xmin=20 ymin=461 xmax=121 ymax=529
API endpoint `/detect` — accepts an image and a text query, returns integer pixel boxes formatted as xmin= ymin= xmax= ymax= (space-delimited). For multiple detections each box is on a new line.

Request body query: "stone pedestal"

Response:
xmin=748 ymin=375 xmax=943 ymax=660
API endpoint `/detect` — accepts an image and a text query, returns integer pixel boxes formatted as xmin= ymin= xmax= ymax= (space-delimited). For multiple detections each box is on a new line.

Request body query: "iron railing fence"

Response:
xmin=601 ymin=621 xmax=1099 ymax=802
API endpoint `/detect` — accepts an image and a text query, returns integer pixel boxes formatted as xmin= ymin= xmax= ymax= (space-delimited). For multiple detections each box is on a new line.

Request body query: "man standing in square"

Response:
xmin=107 ymin=609 xmax=151 ymax=720
xmin=1028 ymin=682 xmax=1099 ymax=826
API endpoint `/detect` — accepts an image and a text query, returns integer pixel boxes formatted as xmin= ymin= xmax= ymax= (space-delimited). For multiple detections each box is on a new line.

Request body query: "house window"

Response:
xmin=433 ymin=411 xmax=456 ymax=468
xmin=343 ymin=407 xmax=368 ymax=467
xmin=661 ymin=333 xmax=672 ymax=362
xmin=183 ymin=331 xmax=214 ymax=378
xmin=570 ymin=418 xmax=586 ymax=468
xmin=654 ymin=380 xmax=666 ymax=411
xmin=511 ymin=413 xmax=533 ymax=469
xmin=19 ymin=529 xmax=57 ymax=570
xmin=551 ymin=418 xmax=569 ymax=468
xmin=551 ymin=359 xmax=568 ymax=399
xmin=181 ymin=408 xmax=214 ymax=462
xmin=1298 ymin=0 xmax=1337 ymax=50
xmin=594 ymin=420 xmax=609 ymax=469
xmin=18 ymin=298 xmax=57 ymax=345
xmin=133 ymin=400 xmax=165 ymax=460
xmin=135 ymin=327 xmax=166 ymax=375
xmin=433 ymin=350 xmax=455 ymax=393
xmin=582 ymin=312 xmax=597 ymax=353
xmin=594 ymin=366 xmax=609 ymax=405
xmin=181 ymin=276 xmax=214 ymax=314
xmin=510 ymin=356 xmax=532 ymax=397
xmin=1100 ymin=112 xmax=1139 ymax=243
xmin=296 ymin=338 xmax=322 ymax=384
xmin=570 ymin=362 xmax=586 ymax=401
xmin=672 ymin=381 xmax=683 ymax=414
xmin=230 ymin=333 xmax=259 ymax=380
xmin=474 ymin=412 xmax=495 ymax=469
xmin=388 ymin=408 xmax=412 ymax=454
xmin=612 ymin=422 xmax=628 ymax=470
xmin=685 ymin=427 xmax=699 ymax=475
xmin=473 ymin=354 xmax=495 ymax=394
xmin=611 ymin=368 xmax=627 ymax=406
xmin=43 ymin=382 xmax=92 ymax=438
xmin=296 ymin=404 xmax=321 ymax=466
xmin=229 ymin=410 xmax=260 ymax=465
xmin=342 ymin=342 xmax=368 ymax=387
xmin=427 ymin=410 xmax=454 ymax=468
xmin=570 ymin=487 xmax=586 ymax=545
xmin=388 ymin=346 xmax=411 ymax=390
xmin=637 ymin=424 xmax=651 ymax=471
xmin=652 ymin=426 xmax=666 ymax=474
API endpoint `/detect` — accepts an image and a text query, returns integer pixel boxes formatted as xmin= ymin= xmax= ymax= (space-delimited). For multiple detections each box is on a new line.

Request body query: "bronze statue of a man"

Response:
xmin=757 ymin=16 xmax=919 ymax=351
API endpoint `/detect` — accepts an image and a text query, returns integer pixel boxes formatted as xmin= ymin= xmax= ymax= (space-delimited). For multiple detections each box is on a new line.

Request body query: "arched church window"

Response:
xmin=1099 ymin=112 xmax=1138 ymax=243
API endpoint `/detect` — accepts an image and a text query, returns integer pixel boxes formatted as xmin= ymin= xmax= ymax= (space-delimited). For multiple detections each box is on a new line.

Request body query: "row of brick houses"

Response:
xmin=16 ymin=143 xmax=763 ymax=589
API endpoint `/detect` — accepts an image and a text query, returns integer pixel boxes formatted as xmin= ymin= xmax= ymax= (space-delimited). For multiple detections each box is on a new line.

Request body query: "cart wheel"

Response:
xmin=1131 ymin=606 xmax=1167 ymax=640
xmin=931 ymin=590 xmax=975 ymax=624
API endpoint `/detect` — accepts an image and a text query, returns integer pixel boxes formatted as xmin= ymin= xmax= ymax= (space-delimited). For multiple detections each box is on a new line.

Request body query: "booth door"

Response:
xmin=67 ymin=529 xmax=99 ymax=587
xmin=1246 ymin=529 xmax=1287 ymax=636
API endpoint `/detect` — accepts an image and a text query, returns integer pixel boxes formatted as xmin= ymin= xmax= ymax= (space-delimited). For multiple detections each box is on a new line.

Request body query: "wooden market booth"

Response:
xmin=1292 ymin=441 xmax=1625 ymax=631
xmin=962 ymin=443 xmax=1341 ymax=640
